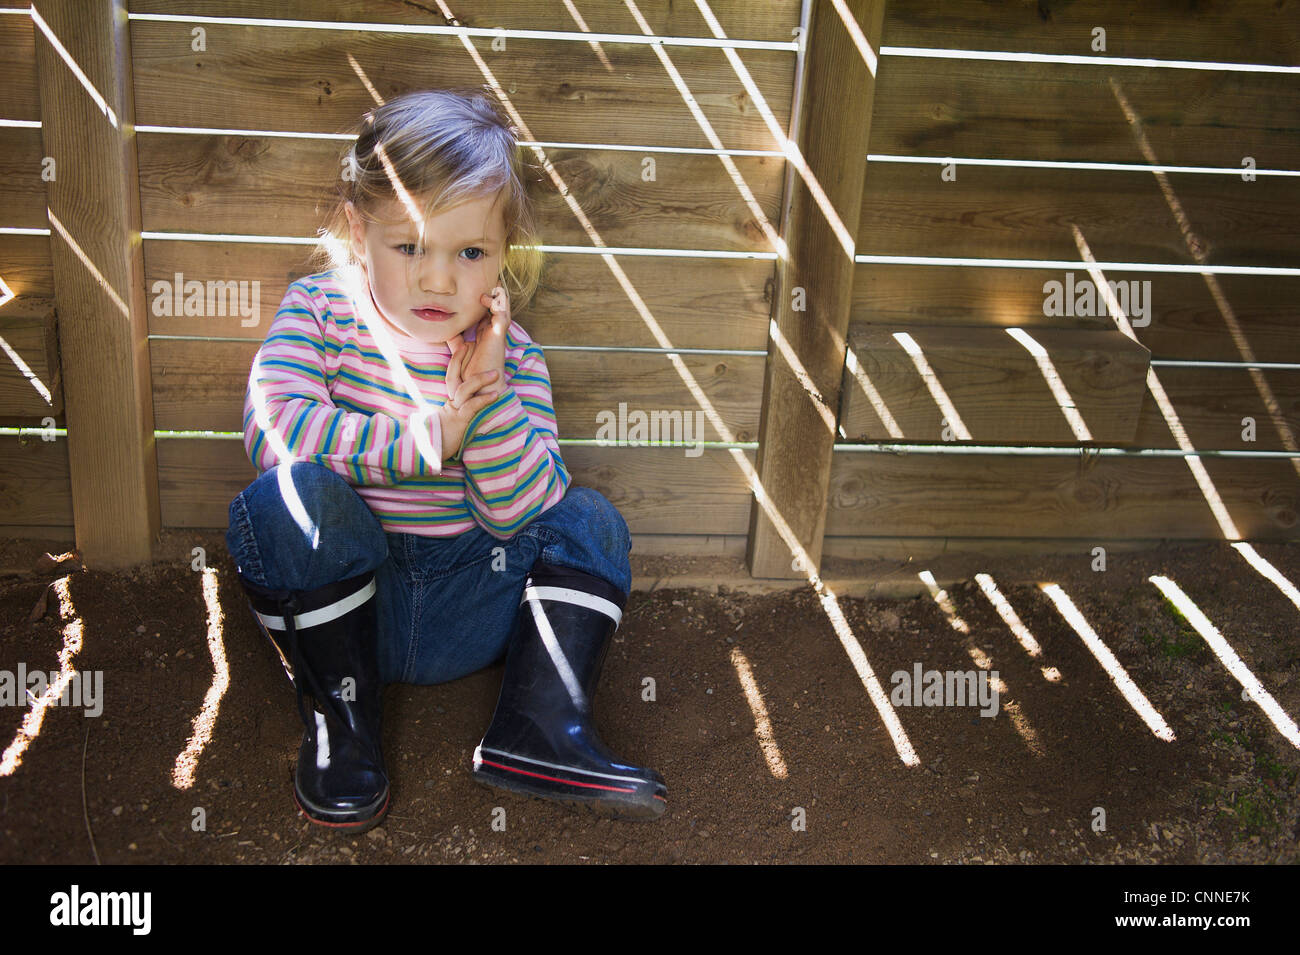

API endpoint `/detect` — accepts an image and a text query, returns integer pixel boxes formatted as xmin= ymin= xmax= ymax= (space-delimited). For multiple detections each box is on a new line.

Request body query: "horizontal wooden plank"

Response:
xmin=149 ymin=339 xmax=764 ymax=440
xmin=857 ymin=161 xmax=1300 ymax=266
xmin=851 ymin=266 xmax=1300 ymax=364
xmin=137 ymin=133 xmax=784 ymax=252
xmin=156 ymin=438 xmax=757 ymax=536
xmin=840 ymin=324 xmax=1300 ymax=451
xmin=1132 ymin=368 xmax=1300 ymax=452
xmin=0 ymin=234 xmax=54 ymax=298
xmin=626 ymin=533 xmax=1226 ymax=563
xmin=881 ymin=0 xmax=1300 ymax=66
xmin=143 ymin=239 xmax=774 ymax=349
xmin=128 ymin=21 xmax=793 ymax=149
xmin=826 ymin=452 xmax=1299 ymax=540
xmin=0 ymin=11 xmax=38 ymax=120
xmin=152 ymin=438 xmax=1300 ymax=543
xmin=0 ymin=524 xmax=74 ymax=541
xmin=566 ymin=446 xmax=755 ymax=537
xmin=627 ymin=533 xmax=744 ymax=557
xmin=126 ymin=0 xmax=802 ymax=44
xmin=0 ymin=127 xmax=49 ymax=229
xmin=821 ymin=535 xmax=1219 ymax=562
xmin=126 ymin=0 xmax=1299 ymax=66
xmin=839 ymin=324 xmax=1150 ymax=446
xmin=0 ymin=311 xmax=62 ymax=417
xmin=0 ymin=436 xmax=72 ymax=525
xmin=871 ymin=58 xmax=1300 ymax=167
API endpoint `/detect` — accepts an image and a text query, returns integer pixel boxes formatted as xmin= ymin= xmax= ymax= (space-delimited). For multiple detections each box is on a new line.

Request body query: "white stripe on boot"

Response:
xmin=315 ymin=711 xmax=331 ymax=770
xmin=256 ymin=578 xmax=377 ymax=632
xmin=520 ymin=585 xmax=622 ymax=629
xmin=522 ymin=593 xmax=588 ymax=710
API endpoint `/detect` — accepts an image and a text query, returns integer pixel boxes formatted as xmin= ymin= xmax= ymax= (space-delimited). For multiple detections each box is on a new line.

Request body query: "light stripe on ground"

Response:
xmin=814 ymin=588 xmax=919 ymax=766
xmin=1150 ymin=576 xmax=1300 ymax=750
xmin=171 ymin=568 xmax=231 ymax=789
xmin=974 ymin=574 xmax=1062 ymax=682
xmin=1039 ymin=583 xmax=1176 ymax=741
xmin=1229 ymin=543 xmax=1300 ymax=614
xmin=918 ymin=572 xmax=1043 ymax=755
xmin=0 ymin=577 xmax=85 ymax=775
xmin=729 ymin=646 xmax=788 ymax=779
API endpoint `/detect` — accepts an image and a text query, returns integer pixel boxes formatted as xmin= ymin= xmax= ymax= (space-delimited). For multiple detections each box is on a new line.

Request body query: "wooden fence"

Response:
xmin=1 ymin=0 xmax=1296 ymax=573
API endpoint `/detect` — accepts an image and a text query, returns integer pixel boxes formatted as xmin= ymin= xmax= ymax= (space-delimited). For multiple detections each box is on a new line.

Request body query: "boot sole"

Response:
xmin=293 ymin=785 xmax=391 ymax=834
xmin=472 ymin=755 xmax=666 ymax=821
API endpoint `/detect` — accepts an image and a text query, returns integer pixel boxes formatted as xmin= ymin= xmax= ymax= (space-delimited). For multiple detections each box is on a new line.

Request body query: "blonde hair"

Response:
xmin=313 ymin=87 xmax=544 ymax=313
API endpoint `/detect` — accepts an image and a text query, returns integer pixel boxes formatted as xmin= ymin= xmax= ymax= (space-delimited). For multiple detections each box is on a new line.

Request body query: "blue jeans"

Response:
xmin=224 ymin=462 xmax=632 ymax=685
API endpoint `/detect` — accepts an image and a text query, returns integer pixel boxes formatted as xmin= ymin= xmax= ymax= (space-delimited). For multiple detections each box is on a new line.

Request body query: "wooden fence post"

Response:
xmin=747 ymin=0 xmax=887 ymax=578
xmin=32 ymin=0 xmax=159 ymax=567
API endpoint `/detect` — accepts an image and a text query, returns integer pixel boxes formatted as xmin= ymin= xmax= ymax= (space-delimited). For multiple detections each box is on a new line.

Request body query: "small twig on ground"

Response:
xmin=81 ymin=723 xmax=100 ymax=865
xmin=623 ymin=595 xmax=653 ymax=620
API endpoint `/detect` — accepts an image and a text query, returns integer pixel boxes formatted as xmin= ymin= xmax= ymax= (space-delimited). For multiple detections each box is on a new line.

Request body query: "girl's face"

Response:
xmin=345 ymin=189 xmax=507 ymax=346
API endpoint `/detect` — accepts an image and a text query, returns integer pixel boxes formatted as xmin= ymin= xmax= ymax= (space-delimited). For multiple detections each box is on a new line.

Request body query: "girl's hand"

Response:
xmin=445 ymin=286 xmax=510 ymax=410
xmin=437 ymin=368 xmax=501 ymax=461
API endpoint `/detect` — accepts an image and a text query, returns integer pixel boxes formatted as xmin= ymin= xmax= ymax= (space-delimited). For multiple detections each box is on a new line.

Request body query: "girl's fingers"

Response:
xmin=446 ymin=338 xmax=480 ymax=405
xmin=453 ymin=370 xmax=499 ymax=408
xmin=445 ymin=351 xmax=462 ymax=404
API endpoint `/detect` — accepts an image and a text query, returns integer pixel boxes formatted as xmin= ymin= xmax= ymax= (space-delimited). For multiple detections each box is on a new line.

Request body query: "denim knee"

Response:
xmin=561 ymin=487 xmax=631 ymax=560
xmin=226 ymin=461 xmax=388 ymax=590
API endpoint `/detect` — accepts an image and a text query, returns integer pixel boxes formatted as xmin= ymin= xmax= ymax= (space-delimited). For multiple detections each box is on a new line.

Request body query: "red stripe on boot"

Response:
xmin=478 ymin=757 xmax=638 ymax=794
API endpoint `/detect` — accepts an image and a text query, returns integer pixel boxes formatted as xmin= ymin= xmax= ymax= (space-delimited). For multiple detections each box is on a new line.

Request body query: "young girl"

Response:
xmin=224 ymin=88 xmax=666 ymax=832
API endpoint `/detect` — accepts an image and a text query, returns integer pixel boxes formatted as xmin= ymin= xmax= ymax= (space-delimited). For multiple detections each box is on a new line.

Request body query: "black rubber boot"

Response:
xmin=471 ymin=561 xmax=667 ymax=819
xmin=235 ymin=570 xmax=390 ymax=832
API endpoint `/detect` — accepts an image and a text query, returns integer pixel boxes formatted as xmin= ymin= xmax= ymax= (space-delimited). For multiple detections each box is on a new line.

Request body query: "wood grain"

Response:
xmin=126 ymin=0 xmax=802 ymax=44
xmin=148 ymin=338 xmax=764 ymax=441
xmin=856 ymin=161 xmax=1300 ymax=266
xmin=141 ymin=239 xmax=774 ymax=350
xmin=136 ymin=133 xmax=784 ymax=253
xmin=33 ymin=0 xmax=160 ymax=567
xmin=851 ymin=266 xmax=1300 ymax=364
xmin=0 ymin=308 xmax=62 ymax=418
xmin=0 ymin=11 xmax=38 ymax=120
xmin=747 ymin=0 xmax=887 ymax=578
xmin=154 ymin=438 xmax=758 ymax=536
xmin=127 ymin=19 xmax=794 ymax=150
xmin=825 ymin=451 xmax=1298 ymax=539
xmin=838 ymin=323 xmax=1150 ymax=446
xmin=871 ymin=58 xmax=1300 ymax=167
xmin=881 ymin=0 xmax=1300 ymax=65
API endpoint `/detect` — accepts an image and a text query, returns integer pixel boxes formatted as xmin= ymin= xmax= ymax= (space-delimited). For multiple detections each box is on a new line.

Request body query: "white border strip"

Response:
xmin=881 ymin=45 xmax=1300 ymax=74
xmin=125 ymin=13 xmax=798 ymax=50
xmin=855 ymin=254 xmax=1300 ymax=275
xmin=255 ymin=578 xmax=375 ymax=631
xmin=868 ymin=153 xmax=1299 ymax=178
xmin=523 ymin=584 xmax=622 ymax=627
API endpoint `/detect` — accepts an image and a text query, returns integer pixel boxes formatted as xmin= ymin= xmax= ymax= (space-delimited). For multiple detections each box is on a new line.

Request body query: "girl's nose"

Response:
xmin=420 ymin=256 xmax=455 ymax=295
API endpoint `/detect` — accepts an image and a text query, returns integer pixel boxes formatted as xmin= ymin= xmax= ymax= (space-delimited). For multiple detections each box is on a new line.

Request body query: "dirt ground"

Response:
xmin=0 ymin=531 xmax=1297 ymax=866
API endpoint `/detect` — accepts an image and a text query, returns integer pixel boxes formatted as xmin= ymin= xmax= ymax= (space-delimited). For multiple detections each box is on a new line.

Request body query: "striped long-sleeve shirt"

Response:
xmin=242 ymin=268 xmax=571 ymax=539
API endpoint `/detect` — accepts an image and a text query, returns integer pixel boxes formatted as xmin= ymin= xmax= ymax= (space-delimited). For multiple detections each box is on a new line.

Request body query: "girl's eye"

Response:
xmin=396 ymin=243 xmax=420 ymax=255
xmin=462 ymin=247 xmax=485 ymax=261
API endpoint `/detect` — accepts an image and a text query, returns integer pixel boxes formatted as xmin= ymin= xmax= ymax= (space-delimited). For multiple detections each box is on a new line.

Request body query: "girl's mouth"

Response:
xmin=413 ymin=307 xmax=454 ymax=321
